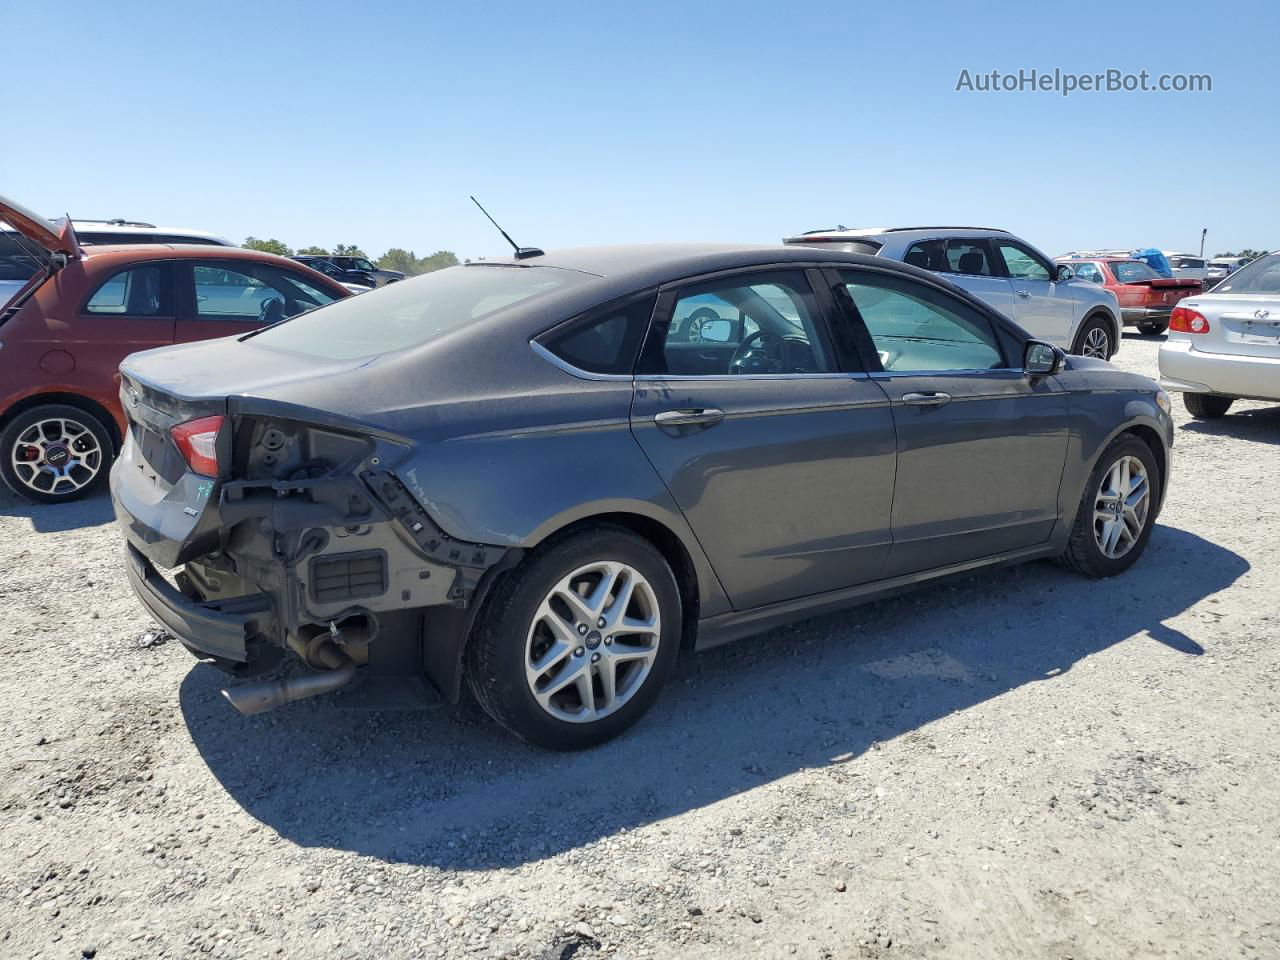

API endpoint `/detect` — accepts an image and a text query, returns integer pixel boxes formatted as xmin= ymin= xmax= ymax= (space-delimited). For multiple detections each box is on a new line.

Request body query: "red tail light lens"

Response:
xmin=171 ymin=415 xmax=224 ymax=476
xmin=1170 ymin=306 xmax=1210 ymax=334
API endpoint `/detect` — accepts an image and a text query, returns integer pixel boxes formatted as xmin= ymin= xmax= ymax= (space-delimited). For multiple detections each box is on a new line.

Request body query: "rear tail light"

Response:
xmin=1170 ymin=306 xmax=1210 ymax=334
xmin=171 ymin=415 xmax=224 ymax=476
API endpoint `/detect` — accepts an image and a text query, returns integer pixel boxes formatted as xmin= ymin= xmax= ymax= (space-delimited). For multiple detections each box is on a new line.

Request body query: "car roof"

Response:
xmin=783 ymin=226 xmax=1012 ymax=243
xmin=71 ymin=222 xmax=232 ymax=243
xmin=1057 ymin=255 xmax=1142 ymax=263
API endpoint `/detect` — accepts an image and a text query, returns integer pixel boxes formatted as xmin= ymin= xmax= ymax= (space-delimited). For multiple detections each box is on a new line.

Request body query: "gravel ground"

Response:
xmin=2 ymin=333 xmax=1278 ymax=960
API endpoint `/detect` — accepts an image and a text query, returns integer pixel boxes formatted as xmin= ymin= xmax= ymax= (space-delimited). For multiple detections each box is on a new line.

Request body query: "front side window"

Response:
xmin=641 ymin=271 xmax=832 ymax=377
xmin=250 ymin=264 xmax=588 ymax=359
xmin=85 ymin=265 xmax=166 ymax=315
xmin=1110 ymin=260 xmax=1161 ymax=284
xmin=191 ymin=262 xmax=338 ymax=322
xmin=1069 ymin=261 xmax=1104 ymax=284
xmin=838 ymin=270 xmax=1005 ymax=373
xmin=995 ymin=241 xmax=1051 ymax=281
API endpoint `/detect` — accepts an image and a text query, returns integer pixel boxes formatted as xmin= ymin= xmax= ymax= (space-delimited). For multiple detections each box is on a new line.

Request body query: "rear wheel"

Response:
xmin=1072 ymin=316 xmax=1115 ymax=359
xmin=1183 ymin=393 xmax=1234 ymax=420
xmin=1137 ymin=321 xmax=1168 ymax=336
xmin=0 ymin=405 xmax=114 ymax=503
xmin=465 ymin=525 xmax=681 ymax=750
xmin=1061 ymin=434 xmax=1160 ymax=578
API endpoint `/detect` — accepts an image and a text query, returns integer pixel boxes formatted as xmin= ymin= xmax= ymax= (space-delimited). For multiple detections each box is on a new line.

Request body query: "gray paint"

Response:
xmin=114 ymin=243 xmax=1174 ymax=701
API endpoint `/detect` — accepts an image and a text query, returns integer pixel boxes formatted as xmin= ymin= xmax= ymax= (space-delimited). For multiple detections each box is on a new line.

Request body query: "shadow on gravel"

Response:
xmin=0 ymin=487 xmax=114 ymax=533
xmin=180 ymin=524 xmax=1245 ymax=871
xmin=1180 ymin=404 xmax=1280 ymax=446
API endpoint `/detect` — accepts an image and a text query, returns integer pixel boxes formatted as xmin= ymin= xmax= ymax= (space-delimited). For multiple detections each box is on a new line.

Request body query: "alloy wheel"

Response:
xmin=524 ymin=560 xmax=661 ymax=723
xmin=9 ymin=417 xmax=105 ymax=497
xmin=1092 ymin=455 xmax=1150 ymax=559
xmin=1081 ymin=327 xmax=1111 ymax=358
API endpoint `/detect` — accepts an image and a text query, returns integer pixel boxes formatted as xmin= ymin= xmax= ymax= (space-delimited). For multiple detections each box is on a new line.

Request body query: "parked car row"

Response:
xmin=1054 ymin=255 xmax=1201 ymax=335
xmin=0 ymin=195 xmax=351 ymax=502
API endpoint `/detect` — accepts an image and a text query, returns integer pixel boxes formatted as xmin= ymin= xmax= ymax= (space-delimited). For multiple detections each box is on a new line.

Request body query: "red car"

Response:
xmin=0 ymin=195 xmax=351 ymax=503
xmin=1056 ymin=256 xmax=1201 ymax=336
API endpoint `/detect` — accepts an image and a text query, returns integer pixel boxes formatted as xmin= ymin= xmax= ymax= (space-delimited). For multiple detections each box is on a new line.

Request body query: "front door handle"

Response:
xmin=901 ymin=392 xmax=952 ymax=407
xmin=1015 ymin=289 xmax=1032 ymax=299
xmin=654 ymin=408 xmax=725 ymax=428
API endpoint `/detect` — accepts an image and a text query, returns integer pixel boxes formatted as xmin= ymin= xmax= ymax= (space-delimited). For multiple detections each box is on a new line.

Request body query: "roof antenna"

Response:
xmin=470 ymin=196 xmax=544 ymax=260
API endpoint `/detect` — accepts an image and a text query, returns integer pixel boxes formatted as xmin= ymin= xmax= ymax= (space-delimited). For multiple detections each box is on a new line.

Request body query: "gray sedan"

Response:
xmin=111 ymin=244 xmax=1173 ymax=749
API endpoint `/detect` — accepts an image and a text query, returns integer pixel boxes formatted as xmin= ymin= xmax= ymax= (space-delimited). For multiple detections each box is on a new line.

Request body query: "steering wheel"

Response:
xmin=728 ymin=330 xmax=813 ymax=375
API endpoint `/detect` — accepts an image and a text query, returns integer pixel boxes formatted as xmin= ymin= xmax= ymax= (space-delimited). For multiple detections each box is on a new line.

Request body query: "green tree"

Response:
xmin=416 ymin=250 xmax=459 ymax=274
xmin=297 ymin=245 xmax=329 ymax=256
xmin=1214 ymin=249 xmax=1268 ymax=261
xmin=377 ymin=248 xmax=419 ymax=275
xmin=332 ymin=243 xmax=367 ymax=257
xmin=242 ymin=237 xmax=293 ymax=257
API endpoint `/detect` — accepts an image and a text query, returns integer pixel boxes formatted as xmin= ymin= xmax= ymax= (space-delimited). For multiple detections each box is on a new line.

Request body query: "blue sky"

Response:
xmin=4 ymin=0 xmax=1275 ymax=260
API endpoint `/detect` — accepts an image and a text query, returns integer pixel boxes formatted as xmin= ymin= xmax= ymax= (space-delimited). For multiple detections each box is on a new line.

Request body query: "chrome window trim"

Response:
xmin=634 ymin=372 xmax=869 ymax=382
xmin=529 ymin=339 xmax=633 ymax=382
xmin=869 ymin=367 xmax=1023 ymax=377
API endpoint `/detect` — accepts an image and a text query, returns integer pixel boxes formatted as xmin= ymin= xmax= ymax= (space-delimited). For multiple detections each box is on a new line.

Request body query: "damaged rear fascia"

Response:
xmin=219 ymin=395 xmax=509 ymax=610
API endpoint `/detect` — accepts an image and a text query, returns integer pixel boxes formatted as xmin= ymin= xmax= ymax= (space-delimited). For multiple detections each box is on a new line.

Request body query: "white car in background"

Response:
xmin=1162 ymin=252 xmax=1209 ymax=283
xmin=785 ymin=226 xmax=1123 ymax=358
xmin=1 ymin=218 xmax=232 ymax=305
xmin=1159 ymin=252 xmax=1280 ymax=419
xmin=1205 ymin=256 xmax=1252 ymax=288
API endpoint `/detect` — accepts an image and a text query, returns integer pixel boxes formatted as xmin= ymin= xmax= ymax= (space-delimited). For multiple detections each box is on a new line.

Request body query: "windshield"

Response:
xmin=1110 ymin=260 xmax=1161 ymax=283
xmin=250 ymin=264 xmax=590 ymax=359
xmin=352 ymin=258 xmax=377 ymax=272
xmin=1214 ymin=253 xmax=1280 ymax=295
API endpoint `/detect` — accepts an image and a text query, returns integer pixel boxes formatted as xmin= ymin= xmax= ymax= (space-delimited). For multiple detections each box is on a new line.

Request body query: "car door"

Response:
xmin=993 ymin=238 xmax=1076 ymax=346
xmin=828 ymin=266 xmax=1069 ymax=577
xmin=174 ymin=259 xmax=341 ymax=343
xmin=70 ymin=262 xmax=177 ymax=389
xmin=629 ymin=267 xmax=898 ymax=610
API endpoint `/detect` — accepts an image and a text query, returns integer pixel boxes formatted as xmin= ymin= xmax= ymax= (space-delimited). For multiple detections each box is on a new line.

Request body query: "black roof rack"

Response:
xmin=73 ymin=218 xmax=158 ymax=228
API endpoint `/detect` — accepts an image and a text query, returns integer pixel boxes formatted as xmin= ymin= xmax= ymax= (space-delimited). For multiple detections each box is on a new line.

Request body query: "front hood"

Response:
xmin=0 ymin=193 xmax=79 ymax=257
xmin=1062 ymin=352 xmax=1160 ymax=391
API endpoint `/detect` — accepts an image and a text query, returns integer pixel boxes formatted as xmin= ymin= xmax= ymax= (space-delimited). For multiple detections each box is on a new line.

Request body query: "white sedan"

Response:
xmin=1159 ymin=252 xmax=1280 ymax=418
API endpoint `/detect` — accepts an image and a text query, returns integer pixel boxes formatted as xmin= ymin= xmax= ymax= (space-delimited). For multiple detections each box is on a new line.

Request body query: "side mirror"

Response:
xmin=1024 ymin=340 xmax=1064 ymax=376
xmin=1055 ymin=264 xmax=1074 ymax=282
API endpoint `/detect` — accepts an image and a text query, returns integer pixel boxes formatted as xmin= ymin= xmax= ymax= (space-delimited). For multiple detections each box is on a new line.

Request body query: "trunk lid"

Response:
xmin=1182 ymin=294 xmax=1280 ymax=359
xmin=0 ymin=194 xmax=80 ymax=258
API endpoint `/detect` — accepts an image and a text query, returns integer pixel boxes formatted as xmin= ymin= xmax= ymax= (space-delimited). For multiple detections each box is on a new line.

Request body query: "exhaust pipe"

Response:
xmin=222 ymin=636 xmax=357 ymax=716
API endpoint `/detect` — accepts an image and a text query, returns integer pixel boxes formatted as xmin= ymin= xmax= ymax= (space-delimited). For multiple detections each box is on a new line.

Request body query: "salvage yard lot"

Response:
xmin=1 ymin=334 xmax=1277 ymax=960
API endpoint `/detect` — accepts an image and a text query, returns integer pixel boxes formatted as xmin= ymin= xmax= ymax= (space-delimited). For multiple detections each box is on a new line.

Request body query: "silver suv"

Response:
xmin=785 ymin=226 xmax=1123 ymax=358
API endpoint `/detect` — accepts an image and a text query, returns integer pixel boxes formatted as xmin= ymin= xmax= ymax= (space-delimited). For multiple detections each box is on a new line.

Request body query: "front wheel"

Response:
xmin=1183 ymin=393 xmax=1234 ymax=420
xmin=465 ymin=526 xmax=682 ymax=749
xmin=1061 ymin=434 xmax=1160 ymax=578
xmin=1072 ymin=316 xmax=1115 ymax=359
xmin=0 ymin=404 xmax=115 ymax=503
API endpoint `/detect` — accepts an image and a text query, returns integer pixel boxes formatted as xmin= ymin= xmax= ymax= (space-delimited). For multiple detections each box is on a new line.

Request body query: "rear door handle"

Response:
xmin=654 ymin=408 xmax=725 ymax=428
xmin=901 ymin=392 xmax=952 ymax=407
xmin=1015 ymin=289 xmax=1032 ymax=299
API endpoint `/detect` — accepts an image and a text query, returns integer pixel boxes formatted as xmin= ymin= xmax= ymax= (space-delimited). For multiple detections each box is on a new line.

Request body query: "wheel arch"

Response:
xmin=0 ymin=391 xmax=123 ymax=453
xmin=1076 ymin=307 xmax=1122 ymax=355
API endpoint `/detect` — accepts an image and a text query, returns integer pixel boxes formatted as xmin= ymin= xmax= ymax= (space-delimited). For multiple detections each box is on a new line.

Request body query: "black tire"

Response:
xmin=1071 ymin=315 xmax=1115 ymax=359
xmin=465 ymin=525 xmax=682 ymax=750
xmin=1137 ymin=321 xmax=1168 ymax=336
xmin=1061 ymin=434 xmax=1160 ymax=579
xmin=0 ymin=404 xmax=115 ymax=504
xmin=1183 ymin=393 xmax=1234 ymax=420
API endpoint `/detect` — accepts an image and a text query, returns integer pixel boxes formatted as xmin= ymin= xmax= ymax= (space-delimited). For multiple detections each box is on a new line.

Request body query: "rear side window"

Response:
xmin=85 ymin=265 xmax=167 ymax=315
xmin=540 ymin=295 xmax=654 ymax=375
xmin=837 ymin=269 xmax=1005 ymax=373
xmin=190 ymin=262 xmax=338 ymax=321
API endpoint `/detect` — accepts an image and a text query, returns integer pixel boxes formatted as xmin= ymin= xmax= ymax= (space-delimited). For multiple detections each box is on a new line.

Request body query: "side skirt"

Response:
xmin=694 ymin=540 xmax=1067 ymax=651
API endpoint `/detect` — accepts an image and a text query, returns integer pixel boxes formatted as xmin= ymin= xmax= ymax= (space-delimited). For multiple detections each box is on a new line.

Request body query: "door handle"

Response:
xmin=1015 ymin=289 xmax=1032 ymax=298
xmin=901 ymin=392 xmax=952 ymax=406
xmin=654 ymin=408 xmax=725 ymax=428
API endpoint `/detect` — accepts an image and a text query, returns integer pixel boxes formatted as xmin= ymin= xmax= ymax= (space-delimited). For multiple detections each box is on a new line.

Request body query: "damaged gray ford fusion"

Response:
xmin=112 ymin=243 xmax=1173 ymax=749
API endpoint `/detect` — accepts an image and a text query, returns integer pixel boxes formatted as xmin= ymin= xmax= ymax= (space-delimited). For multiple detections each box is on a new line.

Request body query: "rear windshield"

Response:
xmin=1214 ymin=254 xmax=1280 ymax=295
xmin=0 ymin=229 xmax=47 ymax=282
xmin=249 ymin=264 xmax=590 ymax=359
xmin=1110 ymin=260 xmax=1161 ymax=283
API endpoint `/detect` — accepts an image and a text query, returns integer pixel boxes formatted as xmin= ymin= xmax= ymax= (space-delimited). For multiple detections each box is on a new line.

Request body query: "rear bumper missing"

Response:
xmin=125 ymin=542 xmax=273 ymax=665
